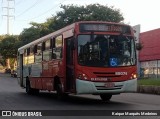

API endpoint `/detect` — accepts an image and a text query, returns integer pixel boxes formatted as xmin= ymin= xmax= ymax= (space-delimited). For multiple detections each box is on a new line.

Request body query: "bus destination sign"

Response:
xmin=79 ymin=23 xmax=131 ymax=34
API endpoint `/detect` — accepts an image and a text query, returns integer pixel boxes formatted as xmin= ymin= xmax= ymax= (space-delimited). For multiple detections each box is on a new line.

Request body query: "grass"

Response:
xmin=138 ymin=78 xmax=160 ymax=86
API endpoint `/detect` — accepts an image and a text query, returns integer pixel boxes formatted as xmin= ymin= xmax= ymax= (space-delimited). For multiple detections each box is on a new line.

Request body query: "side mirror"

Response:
xmin=136 ymin=43 xmax=143 ymax=50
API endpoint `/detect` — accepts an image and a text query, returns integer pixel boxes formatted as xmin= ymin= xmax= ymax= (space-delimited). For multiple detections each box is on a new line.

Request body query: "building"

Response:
xmin=139 ymin=28 xmax=160 ymax=78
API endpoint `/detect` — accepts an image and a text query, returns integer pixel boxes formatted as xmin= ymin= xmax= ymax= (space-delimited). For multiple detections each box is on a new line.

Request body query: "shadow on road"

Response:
xmin=17 ymin=91 xmax=133 ymax=109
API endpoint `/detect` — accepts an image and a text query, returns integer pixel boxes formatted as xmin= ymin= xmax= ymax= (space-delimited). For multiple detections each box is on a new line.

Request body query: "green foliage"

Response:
xmin=0 ymin=4 xmax=125 ymax=68
xmin=18 ymin=4 xmax=124 ymax=46
xmin=49 ymin=4 xmax=124 ymax=30
xmin=19 ymin=22 xmax=51 ymax=46
xmin=10 ymin=58 xmax=16 ymax=70
xmin=0 ymin=35 xmax=19 ymax=59
xmin=138 ymin=79 xmax=160 ymax=86
xmin=0 ymin=35 xmax=6 ymax=41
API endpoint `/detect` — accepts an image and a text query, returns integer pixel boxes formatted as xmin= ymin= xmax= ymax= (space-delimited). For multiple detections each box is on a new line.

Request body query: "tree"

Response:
xmin=0 ymin=35 xmax=19 ymax=58
xmin=49 ymin=4 xmax=124 ymax=30
xmin=19 ymin=22 xmax=51 ymax=46
xmin=18 ymin=4 xmax=124 ymax=46
xmin=0 ymin=35 xmax=19 ymax=69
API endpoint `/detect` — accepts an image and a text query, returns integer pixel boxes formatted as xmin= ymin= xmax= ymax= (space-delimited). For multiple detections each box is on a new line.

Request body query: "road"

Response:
xmin=0 ymin=72 xmax=160 ymax=119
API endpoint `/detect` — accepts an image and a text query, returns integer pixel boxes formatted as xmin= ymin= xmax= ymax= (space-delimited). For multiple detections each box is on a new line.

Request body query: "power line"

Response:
xmin=2 ymin=0 xmax=15 ymax=35
xmin=16 ymin=0 xmax=67 ymax=21
xmin=16 ymin=0 xmax=41 ymax=18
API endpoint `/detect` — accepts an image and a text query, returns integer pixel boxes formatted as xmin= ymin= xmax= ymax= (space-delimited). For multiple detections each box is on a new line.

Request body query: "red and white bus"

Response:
xmin=17 ymin=21 xmax=137 ymax=101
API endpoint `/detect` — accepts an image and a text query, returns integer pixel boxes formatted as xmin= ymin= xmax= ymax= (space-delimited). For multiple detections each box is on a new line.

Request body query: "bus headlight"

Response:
xmin=77 ymin=73 xmax=88 ymax=80
xmin=131 ymin=73 xmax=137 ymax=79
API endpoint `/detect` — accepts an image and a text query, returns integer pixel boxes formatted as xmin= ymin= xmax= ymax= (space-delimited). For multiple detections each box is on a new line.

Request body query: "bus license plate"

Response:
xmin=104 ymin=82 xmax=115 ymax=88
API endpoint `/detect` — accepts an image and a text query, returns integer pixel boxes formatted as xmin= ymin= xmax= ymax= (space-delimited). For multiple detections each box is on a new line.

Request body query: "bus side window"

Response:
xmin=24 ymin=49 xmax=28 ymax=65
xmin=30 ymin=46 xmax=34 ymax=56
xmin=35 ymin=43 xmax=42 ymax=62
xmin=27 ymin=46 xmax=34 ymax=64
xmin=52 ymin=35 xmax=63 ymax=59
xmin=27 ymin=48 xmax=30 ymax=56
xmin=43 ymin=39 xmax=52 ymax=61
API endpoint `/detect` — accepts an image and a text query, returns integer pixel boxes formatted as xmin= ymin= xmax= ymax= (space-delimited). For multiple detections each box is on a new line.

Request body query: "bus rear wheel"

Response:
xmin=26 ymin=78 xmax=39 ymax=95
xmin=100 ymin=94 xmax=112 ymax=101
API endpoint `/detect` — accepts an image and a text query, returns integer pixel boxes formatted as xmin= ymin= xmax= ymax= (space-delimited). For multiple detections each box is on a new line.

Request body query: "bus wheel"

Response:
xmin=100 ymin=94 xmax=112 ymax=101
xmin=26 ymin=78 xmax=39 ymax=95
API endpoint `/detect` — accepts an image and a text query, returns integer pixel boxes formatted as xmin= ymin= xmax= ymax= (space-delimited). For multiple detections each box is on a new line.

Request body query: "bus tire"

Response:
xmin=100 ymin=94 xmax=112 ymax=101
xmin=26 ymin=78 xmax=39 ymax=95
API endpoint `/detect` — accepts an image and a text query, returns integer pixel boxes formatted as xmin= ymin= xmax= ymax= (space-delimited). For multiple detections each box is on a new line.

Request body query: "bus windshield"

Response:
xmin=78 ymin=34 xmax=136 ymax=67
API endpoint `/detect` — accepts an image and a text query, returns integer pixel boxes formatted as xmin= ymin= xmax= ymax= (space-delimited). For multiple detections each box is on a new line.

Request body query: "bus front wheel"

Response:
xmin=100 ymin=94 xmax=112 ymax=101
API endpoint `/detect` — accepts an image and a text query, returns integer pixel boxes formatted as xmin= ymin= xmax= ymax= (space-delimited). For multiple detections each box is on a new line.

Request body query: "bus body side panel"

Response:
xmin=30 ymin=63 xmax=42 ymax=89
xmin=41 ymin=61 xmax=54 ymax=91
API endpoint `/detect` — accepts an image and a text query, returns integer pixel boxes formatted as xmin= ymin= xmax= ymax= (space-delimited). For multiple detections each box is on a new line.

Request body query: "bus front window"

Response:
xmin=78 ymin=35 xmax=136 ymax=67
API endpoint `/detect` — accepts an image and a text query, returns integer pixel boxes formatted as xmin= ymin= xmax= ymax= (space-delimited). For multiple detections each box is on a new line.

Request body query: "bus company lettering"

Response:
xmin=115 ymin=72 xmax=127 ymax=75
xmin=91 ymin=78 xmax=109 ymax=81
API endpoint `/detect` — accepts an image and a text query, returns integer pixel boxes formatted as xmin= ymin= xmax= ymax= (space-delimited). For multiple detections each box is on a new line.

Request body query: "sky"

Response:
xmin=0 ymin=0 xmax=160 ymax=35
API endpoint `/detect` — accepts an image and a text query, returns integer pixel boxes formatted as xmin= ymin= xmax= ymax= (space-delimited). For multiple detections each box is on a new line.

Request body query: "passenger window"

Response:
xmin=27 ymin=46 xmax=34 ymax=64
xmin=35 ymin=43 xmax=42 ymax=62
xmin=27 ymin=48 xmax=30 ymax=56
xmin=37 ymin=43 xmax=42 ymax=53
xmin=52 ymin=35 xmax=63 ymax=59
xmin=55 ymin=35 xmax=62 ymax=47
xmin=43 ymin=39 xmax=52 ymax=61
xmin=24 ymin=49 xmax=28 ymax=65
xmin=46 ymin=39 xmax=51 ymax=50
xmin=30 ymin=46 xmax=34 ymax=55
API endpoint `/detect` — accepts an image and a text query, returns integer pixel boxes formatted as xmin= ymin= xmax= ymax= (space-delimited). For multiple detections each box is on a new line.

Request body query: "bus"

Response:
xmin=17 ymin=21 xmax=137 ymax=101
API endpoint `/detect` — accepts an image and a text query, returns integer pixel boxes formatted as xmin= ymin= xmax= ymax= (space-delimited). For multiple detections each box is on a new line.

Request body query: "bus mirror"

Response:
xmin=136 ymin=43 xmax=143 ymax=50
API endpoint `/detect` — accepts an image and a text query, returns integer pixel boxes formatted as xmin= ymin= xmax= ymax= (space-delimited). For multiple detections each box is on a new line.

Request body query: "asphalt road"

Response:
xmin=0 ymin=72 xmax=160 ymax=119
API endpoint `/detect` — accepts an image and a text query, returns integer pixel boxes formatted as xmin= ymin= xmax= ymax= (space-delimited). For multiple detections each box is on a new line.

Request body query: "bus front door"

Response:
xmin=66 ymin=38 xmax=74 ymax=92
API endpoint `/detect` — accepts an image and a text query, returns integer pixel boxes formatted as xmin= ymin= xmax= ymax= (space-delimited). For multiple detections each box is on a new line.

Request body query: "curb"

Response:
xmin=137 ymin=85 xmax=160 ymax=95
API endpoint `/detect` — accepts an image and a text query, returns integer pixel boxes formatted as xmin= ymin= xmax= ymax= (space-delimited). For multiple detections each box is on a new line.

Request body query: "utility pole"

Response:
xmin=2 ymin=0 xmax=15 ymax=35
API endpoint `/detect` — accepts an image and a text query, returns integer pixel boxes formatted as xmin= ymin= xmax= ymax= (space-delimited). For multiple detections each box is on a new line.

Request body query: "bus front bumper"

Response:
xmin=76 ymin=79 xmax=137 ymax=94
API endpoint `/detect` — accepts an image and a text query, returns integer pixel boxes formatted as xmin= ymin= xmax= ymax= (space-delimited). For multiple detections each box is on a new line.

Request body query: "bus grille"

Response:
xmin=95 ymin=85 xmax=123 ymax=90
